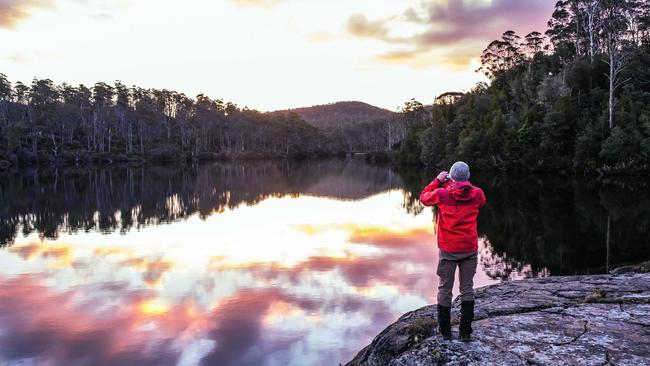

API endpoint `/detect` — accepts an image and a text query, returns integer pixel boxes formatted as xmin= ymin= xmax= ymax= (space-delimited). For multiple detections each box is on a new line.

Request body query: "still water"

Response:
xmin=0 ymin=160 xmax=648 ymax=365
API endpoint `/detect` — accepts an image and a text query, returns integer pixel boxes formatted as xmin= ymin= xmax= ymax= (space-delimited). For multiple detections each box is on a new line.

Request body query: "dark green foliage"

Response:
xmin=273 ymin=101 xmax=394 ymax=129
xmin=600 ymin=126 xmax=641 ymax=164
xmin=0 ymin=76 xmax=394 ymax=165
xmin=396 ymin=1 xmax=650 ymax=174
xmin=273 ymin=102 xmax=402 ymax=154
xmin=575 ymin=120 xmax=603 ymax=170
xmin=397 ymin=99 xmax=428 ymax=166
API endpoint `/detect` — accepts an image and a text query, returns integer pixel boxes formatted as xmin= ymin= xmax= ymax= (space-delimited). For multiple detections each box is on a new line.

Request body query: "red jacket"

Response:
xmin=419 ymin=179 xmax=486 ymax=253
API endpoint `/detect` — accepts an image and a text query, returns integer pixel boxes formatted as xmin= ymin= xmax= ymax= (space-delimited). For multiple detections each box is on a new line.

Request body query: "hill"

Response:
xmin=272 ymin=101 xmax=396 ymax=129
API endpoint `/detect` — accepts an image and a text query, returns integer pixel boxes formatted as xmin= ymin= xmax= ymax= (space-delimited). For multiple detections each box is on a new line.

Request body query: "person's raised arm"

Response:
xmin=477 ymin=188 xmax=486 ymax=208
xmin=419 ymin=171 xmax=449 ymax=207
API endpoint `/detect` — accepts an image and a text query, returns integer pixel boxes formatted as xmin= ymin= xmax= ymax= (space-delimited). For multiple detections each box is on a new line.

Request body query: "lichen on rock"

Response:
xmin=346 ymin=272 xmax=650 ymax=366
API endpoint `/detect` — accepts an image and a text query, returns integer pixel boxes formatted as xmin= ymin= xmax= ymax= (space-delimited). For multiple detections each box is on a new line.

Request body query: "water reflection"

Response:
xmin=1 ymin=189 xmax=500 ymax=365
xmin=0 ymin=160 xmax=400 ymax=246
xmin=400 ymin=168 xmax=650 ymax=276
xmin=1 ymin=160 xmax=649 ymax=365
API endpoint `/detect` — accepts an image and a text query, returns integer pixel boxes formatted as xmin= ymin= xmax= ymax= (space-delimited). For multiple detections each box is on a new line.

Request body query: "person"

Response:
xmin=419 ymin=161 xmax=486 ymax=342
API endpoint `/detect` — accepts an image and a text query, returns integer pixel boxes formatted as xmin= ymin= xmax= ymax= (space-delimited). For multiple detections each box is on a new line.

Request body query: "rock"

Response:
xmin=610 ymin=260 xmax=650 ymax=274
xmin=346 ymin=272 xmax=650 ymax=366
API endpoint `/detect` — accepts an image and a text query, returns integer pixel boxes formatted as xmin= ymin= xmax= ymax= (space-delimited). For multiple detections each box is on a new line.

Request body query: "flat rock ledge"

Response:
xmin=346 ymin=270 xmax=650 ymax=366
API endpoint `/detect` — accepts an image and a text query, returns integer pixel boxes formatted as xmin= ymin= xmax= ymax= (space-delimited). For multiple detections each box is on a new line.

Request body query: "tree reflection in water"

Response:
xmin=0 ymin=159 xmax=401 ymax=246
xmin=400 ymin=168 xmax=650 ymax=277
xmin=2 ymin=160 xmax=650 ymax=276
xmin=1 ymin=160 xmax=649 ymax=366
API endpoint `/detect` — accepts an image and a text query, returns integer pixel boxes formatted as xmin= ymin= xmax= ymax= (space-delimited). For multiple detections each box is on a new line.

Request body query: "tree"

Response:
xmin=114 ymin=81 xmax=132 ymax=154
xmin=397 ymin=99 xmax=429 ymax=166
xmin=0 ymin=74 xmax=11 ymax=153
xmin=580 ymin=0 xmax=602 ymax=60
xmin=29 ymin=78 xmax=60 ymax=155
xmin=524 ymin=31 xmax=546 ymax=57
xmin=601 ymin=0 xmax=630 ymax=130
xmin=546 ymin=1 xmax=578 ymax=60
xmin=478 ymin=31 xmax=524 ymax=78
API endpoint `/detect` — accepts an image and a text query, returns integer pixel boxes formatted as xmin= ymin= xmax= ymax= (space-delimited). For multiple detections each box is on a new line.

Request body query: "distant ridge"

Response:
xmin=272 ymin=101 xmax=396 ymax=129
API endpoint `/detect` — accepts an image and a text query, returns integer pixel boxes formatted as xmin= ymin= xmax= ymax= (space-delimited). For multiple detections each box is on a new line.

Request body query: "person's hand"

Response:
xmin=436 ymin=171 xmax=449 ymax=182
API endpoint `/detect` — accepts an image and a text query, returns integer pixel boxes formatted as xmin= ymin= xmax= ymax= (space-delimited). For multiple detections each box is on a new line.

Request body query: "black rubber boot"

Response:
xmin=459 ymin=301 xmax=475 ymax=342
xmin=437 ymin=304 xmax=452 ymax=340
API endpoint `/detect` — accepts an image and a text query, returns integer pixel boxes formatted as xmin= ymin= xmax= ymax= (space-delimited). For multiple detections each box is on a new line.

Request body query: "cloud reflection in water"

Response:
xmin=0 ymin=191 xmax=500 ymax=365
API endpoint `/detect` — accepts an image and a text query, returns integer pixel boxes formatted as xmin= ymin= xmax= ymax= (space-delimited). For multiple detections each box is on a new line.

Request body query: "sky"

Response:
xmin=0 ymin=0 xmax=555 ymax=111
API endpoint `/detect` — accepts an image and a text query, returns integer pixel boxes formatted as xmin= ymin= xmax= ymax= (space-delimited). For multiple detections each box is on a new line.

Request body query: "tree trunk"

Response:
xmin=387 ymin=121 xmax=392 ymax=151
xmin=606 ymin=214 xmax=611 ymax=273
xmin=588 ymin=17 xmax=595 ymax=60
xmin=608 ymin=37 xmax=615 ymax=130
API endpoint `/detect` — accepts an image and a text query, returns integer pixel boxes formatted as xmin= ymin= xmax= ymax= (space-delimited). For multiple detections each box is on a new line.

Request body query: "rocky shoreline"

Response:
xmin=346 ymin=264 xmax=650 ymax=366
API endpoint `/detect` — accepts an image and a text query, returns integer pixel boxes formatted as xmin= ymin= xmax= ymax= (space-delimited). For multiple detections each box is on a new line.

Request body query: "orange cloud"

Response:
xmin=9 ymin=242 xmax=74 ymax=267
xmin=120 ymin=256 xmax=175 ymax=287
xmin=348 ymin=227 xmax=434 ymax=248
xmin=9 ymin=242 xmax=44 ymax=260
xmin=346 ymin=14 xmax=397 ymax=43
xmin=208 ymin=225 xmax=438 ymax=296
xmin=94 ymin=246 xmax=134 ymax=256
xmin=308 ymin=31 xmax=337 ymax=43
xmin=0 ymin=0 xmax=54 ymax=29
xmin=295 ymin=223 xmax=435 ymax=249
xmin=376 ymin=48 xmax=479 ymax=70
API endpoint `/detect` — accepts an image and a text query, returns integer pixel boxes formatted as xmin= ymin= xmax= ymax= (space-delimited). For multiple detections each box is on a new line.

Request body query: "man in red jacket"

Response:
xmin=419 ymin=161 xmax=485 ymax=342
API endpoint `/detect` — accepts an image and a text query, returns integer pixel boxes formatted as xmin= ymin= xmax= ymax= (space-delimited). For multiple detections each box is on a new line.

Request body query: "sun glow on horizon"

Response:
xmin=0 ymin=0 xmax=554 ymax=111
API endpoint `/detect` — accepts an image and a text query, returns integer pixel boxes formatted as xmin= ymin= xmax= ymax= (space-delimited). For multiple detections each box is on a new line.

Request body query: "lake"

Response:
xmin=0 ymin=160 xmax=648 ymax=365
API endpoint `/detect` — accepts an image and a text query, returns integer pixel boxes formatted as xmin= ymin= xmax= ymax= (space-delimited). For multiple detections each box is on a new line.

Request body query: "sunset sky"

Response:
xmin=0 ymin=0 xmax=555 ymax=111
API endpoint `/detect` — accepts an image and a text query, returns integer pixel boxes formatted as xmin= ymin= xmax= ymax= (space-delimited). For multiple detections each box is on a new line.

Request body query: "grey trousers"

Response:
xmin=436 ymin=250 xmax=478 ymax=307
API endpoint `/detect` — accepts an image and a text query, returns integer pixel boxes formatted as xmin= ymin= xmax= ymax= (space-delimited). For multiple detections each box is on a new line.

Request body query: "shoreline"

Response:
xmin=0 ymin=151 xmax=397 ymax=169
xmin=346 ymin=262 xmax=650 ymax=366
xmin=3 ymin=153 xmax=649 ymax=177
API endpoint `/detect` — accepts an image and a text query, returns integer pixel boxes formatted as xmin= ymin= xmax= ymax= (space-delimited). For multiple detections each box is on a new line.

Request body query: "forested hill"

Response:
xmin=0 ymin=75 xmax=402 ymax=166
xmin=396 ymin=1 xmax=650 ymax=174
xmin=0 ymin=62 xmax=410 ymax=166
xmin=272 ymin=101 xmax=395 ymax=129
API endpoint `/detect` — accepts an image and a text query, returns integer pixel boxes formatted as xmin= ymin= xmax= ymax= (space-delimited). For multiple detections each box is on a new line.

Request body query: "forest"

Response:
xmin=0 ymin=78 xmax=400 ymax=166
xmin=0 ymin=76 xmax=340 ymax=164
xmin=1 ymin=1 xmax=649 ymax=173
xmin=397 ymin=0 xmax=650 ymax=174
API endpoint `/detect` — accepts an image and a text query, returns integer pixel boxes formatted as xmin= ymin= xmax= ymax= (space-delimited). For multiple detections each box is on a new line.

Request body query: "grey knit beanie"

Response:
xmin=450 ymin=161 xmax=470 ymax=182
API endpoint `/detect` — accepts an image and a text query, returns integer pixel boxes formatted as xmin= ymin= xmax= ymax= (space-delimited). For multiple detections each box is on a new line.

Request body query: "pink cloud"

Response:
xmin=348 ymin=0 xmax=556 ymax=67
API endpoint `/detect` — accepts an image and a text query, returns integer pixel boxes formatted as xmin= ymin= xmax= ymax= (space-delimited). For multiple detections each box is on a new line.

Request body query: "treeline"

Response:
xmin=397 ymin=0 xmax=650 ymax=174
xmin=0 ymin=76 xmax=344 ymax=165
